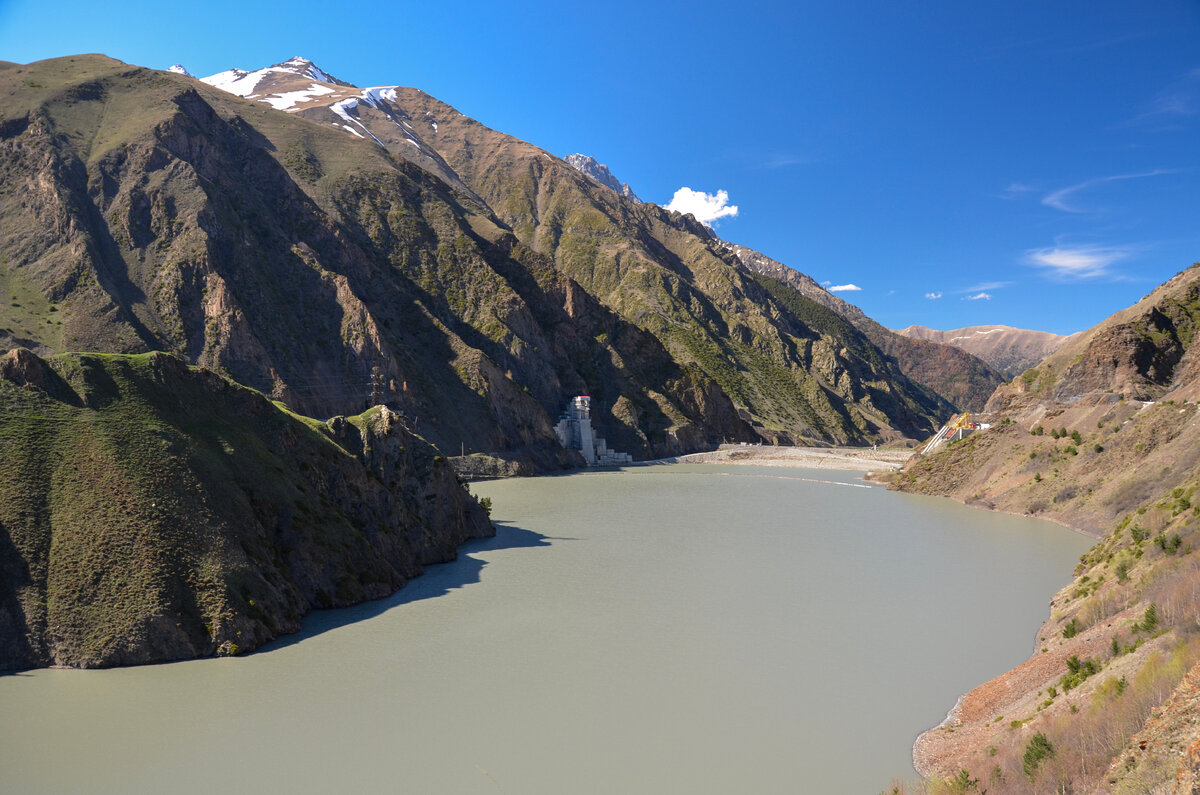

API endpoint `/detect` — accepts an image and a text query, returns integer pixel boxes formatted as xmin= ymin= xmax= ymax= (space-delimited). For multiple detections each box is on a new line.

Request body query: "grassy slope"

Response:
xmin=889 ymin=265 xmax=1200 ymax=792
xmin=0 ymin=348 xmax=492 ymax=669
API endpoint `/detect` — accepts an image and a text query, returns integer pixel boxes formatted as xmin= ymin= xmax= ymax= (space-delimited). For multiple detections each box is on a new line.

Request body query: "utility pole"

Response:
xmin=369 ymin=366 xmax=384 ymax=408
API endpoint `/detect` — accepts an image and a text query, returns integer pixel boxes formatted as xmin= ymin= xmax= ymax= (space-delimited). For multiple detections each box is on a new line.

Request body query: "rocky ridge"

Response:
xmin=563 ymin=153 xmax=641 ymax=202
xmin=0 ymin=348 xmax=493 ymax=669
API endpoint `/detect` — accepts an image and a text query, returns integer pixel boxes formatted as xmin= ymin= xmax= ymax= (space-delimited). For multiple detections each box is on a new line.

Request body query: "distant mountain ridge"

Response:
xmin=895 ymin=323 xmax=1078 ymax=377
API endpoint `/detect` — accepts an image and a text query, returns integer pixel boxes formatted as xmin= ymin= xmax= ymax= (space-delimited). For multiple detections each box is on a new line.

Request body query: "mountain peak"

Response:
xmin=167 ymin=63 xmax=194 ymax=78
xmin=201 ymin=57 xmax=354 ymax=98
xmin=564 ymin=153 xmax=641 ymax=203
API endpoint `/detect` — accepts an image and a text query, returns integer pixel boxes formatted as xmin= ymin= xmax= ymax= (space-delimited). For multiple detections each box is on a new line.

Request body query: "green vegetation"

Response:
xmin=1022 ymin=732 xmax=1055 ymax=778
xmin=0 ymin=350 xmax=492 ymax=669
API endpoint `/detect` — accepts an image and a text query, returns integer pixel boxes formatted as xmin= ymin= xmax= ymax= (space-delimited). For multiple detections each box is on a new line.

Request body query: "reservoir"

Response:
xmin=0 ymin=465 xmax=1091 ymax=793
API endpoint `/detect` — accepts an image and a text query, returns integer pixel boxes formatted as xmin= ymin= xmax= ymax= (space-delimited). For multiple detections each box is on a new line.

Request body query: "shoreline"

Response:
xmin=637 ymin=444 xmax=915 ymax=472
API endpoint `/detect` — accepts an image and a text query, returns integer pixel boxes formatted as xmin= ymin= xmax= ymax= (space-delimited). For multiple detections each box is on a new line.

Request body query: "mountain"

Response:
xmin=563 ymin=153 xmax=641 ymax=202
xmin=0 ymin=349 xmax=493 ymax=669
xmin=0 ymin=54 xmax=757 ymax=471
xmin=228 ymin=59 xmax=959 ymax=443
xmin=895 ymin=323 xmax=1078 ymax=377
xmin=890 ymin=264 xmax=1200 ymax=792
xmin=723 ymin=244 xmax=1006 ymax=411
xmin=0 ymin=54 xmax=958 ymax=458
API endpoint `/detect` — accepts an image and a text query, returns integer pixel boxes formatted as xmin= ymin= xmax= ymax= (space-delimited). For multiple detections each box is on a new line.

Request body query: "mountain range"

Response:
xmin=0 ymin=53 xmax=1018 ymax=471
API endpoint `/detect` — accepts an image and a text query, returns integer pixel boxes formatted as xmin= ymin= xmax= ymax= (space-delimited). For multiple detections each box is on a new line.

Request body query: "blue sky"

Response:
xmin=2 ymin=0 xmax=1198 ymax=334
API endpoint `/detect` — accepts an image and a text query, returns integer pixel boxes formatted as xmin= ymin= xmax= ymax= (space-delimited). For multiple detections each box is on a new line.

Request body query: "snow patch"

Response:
xmin=342 ymin=124 xmax=364 ymax=138
xmin=168 ymin=64 xmax=194 ymax=77
xmin=260 ymin=82 xmax=336 ymax=111
xmin=201 ymin=68 xmax=266 ymax=97
xmin=330 ymin=98 xmax=384 ymax=146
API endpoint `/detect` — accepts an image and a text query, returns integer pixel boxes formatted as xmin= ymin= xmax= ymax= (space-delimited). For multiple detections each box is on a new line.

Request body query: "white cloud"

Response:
xmin=827 ymin=284 xmax=862 ymax=292
xmin=1042 ymin=170 xmax=1174 ymax=213
xmin=925 ymin=292 xmax=942 ymax=300
xmin=1026 ymin=245 xmax=1131 ymax=279
xmin=663 ymin=187 xmax=739 ymax=226
xmin=965 ymin=292 xmax=992 ymax=301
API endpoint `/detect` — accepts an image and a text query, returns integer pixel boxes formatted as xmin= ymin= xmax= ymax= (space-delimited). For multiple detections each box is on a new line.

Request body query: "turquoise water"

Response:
xmin=0 ymin=465 xmax=1091 ymax=793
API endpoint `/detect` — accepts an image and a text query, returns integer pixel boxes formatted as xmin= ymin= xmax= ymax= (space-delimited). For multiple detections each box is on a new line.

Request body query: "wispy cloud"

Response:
xmin=1042 ymin=170 xmax=1175 ymax=213
xmin=999 ymin=183 xmax=1037 ymax=200
xmin=761 ymin=154 xmax=810 ymax=169
xmin=1131 ymin=67 xmax=1200 ymax=125
xmin=663 ymin=187 xmax=739 ymax=226
xmin=827 ymin=284 xmax=862 ymax=293
xmin=964 ymin=292 xmax=992 ymax=301
xmin=961 ymin=281 xmax=1012 ymax=293
xmin=1025 ymin=244 xmax=1133 ymax=280
xmin=925 ymin=291 xmax=942 ymax=300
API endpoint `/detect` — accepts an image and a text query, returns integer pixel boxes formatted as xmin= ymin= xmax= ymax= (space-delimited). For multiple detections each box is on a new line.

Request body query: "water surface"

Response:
xmin=0 ymin=465 xmax=1091 ymax=793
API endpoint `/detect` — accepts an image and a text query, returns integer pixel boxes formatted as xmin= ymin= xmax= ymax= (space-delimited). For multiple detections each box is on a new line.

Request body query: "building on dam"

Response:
xmin=554 ymin=396 xmax=633 ymax=466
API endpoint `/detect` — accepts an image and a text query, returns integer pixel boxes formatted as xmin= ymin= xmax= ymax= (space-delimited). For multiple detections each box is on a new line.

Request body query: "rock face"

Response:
xmin=563 ymin=153 xmax=641 ymax=202
xmin=895 ymin=324 xmax=1078 ymax=377
xmin=0 ymin=349 xmax=493 ymax=670
xmin=723 ymin=243 xmax=1006 ymax=411
xmin=890 ymin=265 xmax=1200 ymax=792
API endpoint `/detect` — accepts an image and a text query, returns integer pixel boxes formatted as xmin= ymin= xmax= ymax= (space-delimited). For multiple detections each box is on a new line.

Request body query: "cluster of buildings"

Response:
xmin=553 ymin=396 xmax=632 ymax=466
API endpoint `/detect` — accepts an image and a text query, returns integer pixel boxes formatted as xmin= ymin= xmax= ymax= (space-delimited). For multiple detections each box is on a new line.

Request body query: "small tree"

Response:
xmin=1023 ymin=732 xmax=1055 ymax=778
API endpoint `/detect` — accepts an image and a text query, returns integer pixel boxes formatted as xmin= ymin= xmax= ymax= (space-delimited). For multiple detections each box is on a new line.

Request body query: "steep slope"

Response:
xmin=563 ymin=153 xmax=641 ymax=202
xmin=0 ymin=55 xmax=751 ymax=466
xmin=889 ymin=264 xmax=1200 ymax=792
xmin=0 ymin=349 xmax=493 ymax=670
xmin=896 ymin=323 xmax=1078 ymax=377
xmin=724 ymin=243 xmax=1006 ymax=411
xmin=244 ymin=67 xmax=954 ymax=443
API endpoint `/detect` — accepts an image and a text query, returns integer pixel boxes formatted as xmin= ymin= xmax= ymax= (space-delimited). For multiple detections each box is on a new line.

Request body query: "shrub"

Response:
xmin=1031 ymin=425 xmax=1045 ymax=436
xmin=1115 ymin=558 xmax=1130 ymax=583
xmin=1062 ymin=618 xmax=1079 ymax=638
xmin=1023 ymin=732 xmax=1055 ymax=778
xmin=1135 ymin=603 xmax=1159 ymax=633
xmin=1070 ymin=429 xmax=1082 ymax=444
xmin=478 ymin=496 xmax=493 ymax=516
xmin=1094 ymin=443 xmax=1104 ymax=453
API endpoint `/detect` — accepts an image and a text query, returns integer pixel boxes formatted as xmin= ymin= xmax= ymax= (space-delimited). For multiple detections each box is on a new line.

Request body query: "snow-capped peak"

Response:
xmin=167 ymin=64 xmax=194 ymax=77
xmin=278 ymin=56 xmax=339 ymax=85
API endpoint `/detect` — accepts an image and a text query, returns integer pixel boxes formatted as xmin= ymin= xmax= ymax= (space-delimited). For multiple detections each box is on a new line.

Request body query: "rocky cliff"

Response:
xmin=890 ymin=265 xmax=1200 ymax=792
xmin=0 ymin=349 xmax=493 ymax=669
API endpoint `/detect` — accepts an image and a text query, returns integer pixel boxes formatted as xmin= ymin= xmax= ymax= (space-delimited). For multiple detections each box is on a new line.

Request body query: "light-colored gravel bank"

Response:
xmin=642 ymin=444 xmax=914 ymax=472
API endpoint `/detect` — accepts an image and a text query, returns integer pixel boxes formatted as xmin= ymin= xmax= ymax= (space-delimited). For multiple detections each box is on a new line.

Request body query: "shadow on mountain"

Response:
xmin=257 ymin=521 xmax=558 ymax=654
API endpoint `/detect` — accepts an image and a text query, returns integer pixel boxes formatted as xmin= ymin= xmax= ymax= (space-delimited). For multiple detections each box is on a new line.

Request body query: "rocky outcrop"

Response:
xmin=0 ymin=349 xmax=493 ymax=670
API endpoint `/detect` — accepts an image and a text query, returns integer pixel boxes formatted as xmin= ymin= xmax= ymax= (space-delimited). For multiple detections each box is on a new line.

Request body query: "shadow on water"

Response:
xmin=258 ymin=522 xmax=562 ymax=654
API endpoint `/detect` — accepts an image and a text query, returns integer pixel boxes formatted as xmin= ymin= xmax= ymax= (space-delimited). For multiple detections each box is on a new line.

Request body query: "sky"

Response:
xmin=2 ymin=0 xmax=1198 ymax=334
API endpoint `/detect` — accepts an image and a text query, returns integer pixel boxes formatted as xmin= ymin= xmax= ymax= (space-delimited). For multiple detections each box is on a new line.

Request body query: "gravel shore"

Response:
xmin=643 ymin=444 xmax=914 ymax=472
